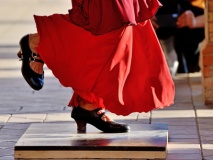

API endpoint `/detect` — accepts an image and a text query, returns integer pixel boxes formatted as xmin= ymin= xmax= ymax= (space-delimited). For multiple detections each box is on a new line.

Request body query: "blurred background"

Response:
xmin=0 ymin=0 xmax=72 ymax=114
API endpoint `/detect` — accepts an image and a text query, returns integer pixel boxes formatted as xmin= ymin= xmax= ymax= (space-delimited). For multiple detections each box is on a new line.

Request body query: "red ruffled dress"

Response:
xmin=34 ymin=0 xmax=175 ymax=116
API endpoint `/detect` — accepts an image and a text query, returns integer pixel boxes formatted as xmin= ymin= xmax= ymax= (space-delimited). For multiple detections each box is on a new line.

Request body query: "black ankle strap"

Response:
xmin=96 ymin=109 xmax=105 ymax=118
xmin=29 ymin=57 xmax=44 ymax=63
xmin=29 ymin=52 xmax=44 ymax=64
xmin=32 ymin=53 xmax=41 ymax=57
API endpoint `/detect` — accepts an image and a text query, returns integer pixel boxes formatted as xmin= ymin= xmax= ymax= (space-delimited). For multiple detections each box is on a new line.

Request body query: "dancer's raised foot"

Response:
xmin=17 ymin=34 xmax=44 ymax=90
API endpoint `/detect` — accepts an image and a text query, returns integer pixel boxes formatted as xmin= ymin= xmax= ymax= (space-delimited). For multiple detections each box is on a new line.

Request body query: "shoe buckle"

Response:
xmin=29 ymin=52 xmax=44 ymax=64
xmin=29 ymin=52 xmax=38 ymax=62
xmin=29 ymin=56 xmax=35 ymax=62
xmin=19 ymin=54 xmax=23 ymax=61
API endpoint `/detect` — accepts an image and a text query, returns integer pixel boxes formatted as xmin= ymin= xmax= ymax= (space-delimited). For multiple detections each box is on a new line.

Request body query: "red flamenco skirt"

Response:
xmin=34 ymin=14 xmax=174 ymax=116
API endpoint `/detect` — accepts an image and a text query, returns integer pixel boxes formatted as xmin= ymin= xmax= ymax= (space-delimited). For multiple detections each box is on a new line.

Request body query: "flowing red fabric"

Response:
xmin=34 ymin=0 xmax=174 ymax=116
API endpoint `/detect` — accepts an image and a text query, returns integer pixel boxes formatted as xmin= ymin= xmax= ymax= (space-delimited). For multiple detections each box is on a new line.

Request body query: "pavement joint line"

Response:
xmin=188 ymin=75 xmax=205 ymax=160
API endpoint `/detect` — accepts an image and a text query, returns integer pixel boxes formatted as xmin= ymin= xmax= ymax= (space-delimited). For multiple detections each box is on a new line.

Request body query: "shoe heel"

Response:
xmin=17 ymin=50 xmax=22 ymax=59
xmin=75 ymin=120 xmax=87 ymax=133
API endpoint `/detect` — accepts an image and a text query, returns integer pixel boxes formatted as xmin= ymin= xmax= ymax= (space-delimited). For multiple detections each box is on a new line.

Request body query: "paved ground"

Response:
xmin=1 ymin=1 xmax=213 ymax=160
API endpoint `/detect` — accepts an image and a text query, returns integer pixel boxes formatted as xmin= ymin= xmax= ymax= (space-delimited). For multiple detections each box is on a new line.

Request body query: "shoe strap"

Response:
xmin=96 ymin=109 xmax=105 ymax=118
xmin=29 ymin=57 xmax=44 ymax=63
xmin=32 ymin=52 xmax=41 ymax=57
xmin=18 ymin=52 xmax=44 ymax=64
xmin=29 ymin=52 xmax=44 ymax=64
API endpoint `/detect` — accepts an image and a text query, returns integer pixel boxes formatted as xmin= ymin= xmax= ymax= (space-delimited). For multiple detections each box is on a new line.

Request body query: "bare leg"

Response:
xmin=79 ymin=101 xmax=114 ymax=122
xmin=28 ymin=33 xmax=44 ymax=74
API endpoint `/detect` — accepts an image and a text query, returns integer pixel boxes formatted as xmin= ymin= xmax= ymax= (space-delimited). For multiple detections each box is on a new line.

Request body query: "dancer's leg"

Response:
xmin=28 ymin=33 xmax=44 ymax=74
xmin=79 ymin=100 xmax=113 ymax=122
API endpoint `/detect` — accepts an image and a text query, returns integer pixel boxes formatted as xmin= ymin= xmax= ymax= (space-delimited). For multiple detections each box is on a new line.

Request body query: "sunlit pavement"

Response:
xmin=1 ymin=1 xmax=213 ymax=160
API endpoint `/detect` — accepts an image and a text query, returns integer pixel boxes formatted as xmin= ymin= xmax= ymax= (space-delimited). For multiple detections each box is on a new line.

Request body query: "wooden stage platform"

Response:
xmin=15 ymin=122 xmax=168 ymax=160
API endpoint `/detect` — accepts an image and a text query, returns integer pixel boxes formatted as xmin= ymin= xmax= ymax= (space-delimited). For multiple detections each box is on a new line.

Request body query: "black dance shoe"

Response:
xmin=71 ymin=106 xmax=130 ymax=133
xmin=17 ymin=35 xmax=44 ymax=90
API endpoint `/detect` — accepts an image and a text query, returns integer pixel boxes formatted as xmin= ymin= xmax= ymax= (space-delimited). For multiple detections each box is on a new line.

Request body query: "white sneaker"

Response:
xmin=170 ymin=61 xmax=179 ymax=77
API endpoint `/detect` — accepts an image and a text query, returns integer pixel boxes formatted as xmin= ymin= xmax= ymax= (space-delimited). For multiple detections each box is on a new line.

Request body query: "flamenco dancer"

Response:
xmin=18 ymin=0 xmax=175 ymax=133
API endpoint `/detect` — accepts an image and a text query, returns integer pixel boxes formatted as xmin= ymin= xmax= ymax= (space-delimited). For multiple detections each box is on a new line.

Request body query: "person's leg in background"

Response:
xmin=160 ymin=36 xmax=179 ymax=77
xmin=181 ymin=42 xmax=200 ymax=73
xmin=174 ymin=28 xmax=204 ymax=73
